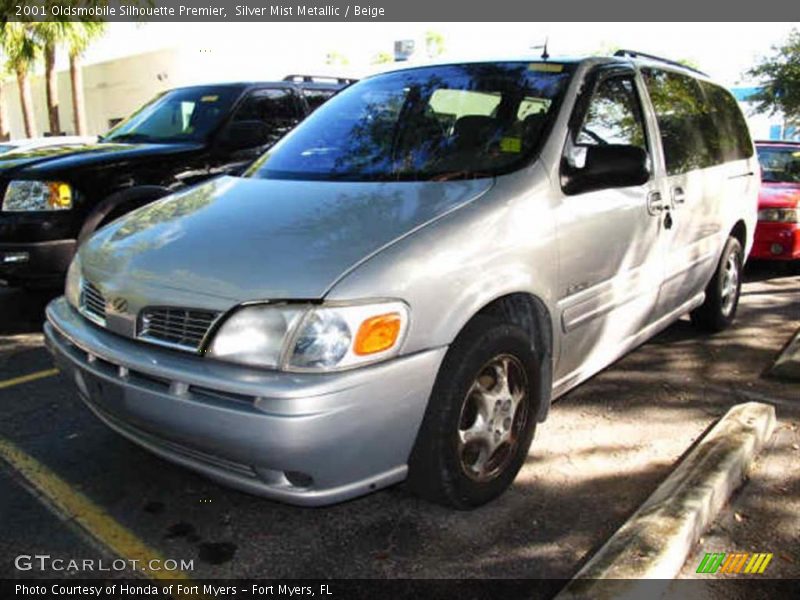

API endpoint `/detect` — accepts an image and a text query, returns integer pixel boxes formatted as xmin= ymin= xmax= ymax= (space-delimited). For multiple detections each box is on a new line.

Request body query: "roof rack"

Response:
xmin=754 ymin=139 xmax=800 ymax=145
xmin=283 ymin=74 xmax=358 ymax=85
xmin=613 ymin=49 xmax=708 ymax=77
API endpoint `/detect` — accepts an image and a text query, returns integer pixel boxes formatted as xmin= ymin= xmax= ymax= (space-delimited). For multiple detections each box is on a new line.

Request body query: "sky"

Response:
xmin=76 ymin=22 xmax=799 ymax=87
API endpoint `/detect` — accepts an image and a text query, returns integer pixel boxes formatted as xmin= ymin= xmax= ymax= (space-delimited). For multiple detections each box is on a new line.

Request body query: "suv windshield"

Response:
xmin=246 ymin=62 xmax=574 ymax=181
xmin=102 ymin=85 xmax=244 ymax=144
xmin=757 ymin=146 xmax=800 ymax=184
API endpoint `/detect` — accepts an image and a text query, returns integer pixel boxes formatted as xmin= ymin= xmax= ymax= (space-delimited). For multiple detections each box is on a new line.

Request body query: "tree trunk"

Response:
xmin=0 ymin=83 xmax=9 ymax=141
xmin=70 ymin=53 xmax=87 ymax=136
xmin=45 ymin=42 xmax=61 ymax=135
xmin=16 ymin=67 xmax=36 ymax=138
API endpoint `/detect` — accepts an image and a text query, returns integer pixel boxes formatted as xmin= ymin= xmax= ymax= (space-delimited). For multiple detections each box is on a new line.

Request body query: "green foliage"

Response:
xmin=371 ymin=51 xmax=393 ymax=65
xmin=325 ymin=51 xmax=349 ymax=67
xmin=746 ymin=28 xmax=800 ymax=124
xmin=425 ymin=30 xmax=445 ymax=58
xmin=0 ymin=22 xmax=39 ymax=75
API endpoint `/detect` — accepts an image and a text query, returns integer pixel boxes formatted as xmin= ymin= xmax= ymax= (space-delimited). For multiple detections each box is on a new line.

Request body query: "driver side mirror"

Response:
xmin=216 ymin=120 xmax=271 ymax=151
xmin=562 ymin=144 xmax=650 ymax=195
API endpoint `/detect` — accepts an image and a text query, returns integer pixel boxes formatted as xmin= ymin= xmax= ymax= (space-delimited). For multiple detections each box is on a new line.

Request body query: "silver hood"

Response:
xmin=81 ymin=175 xmax=493 ymax=307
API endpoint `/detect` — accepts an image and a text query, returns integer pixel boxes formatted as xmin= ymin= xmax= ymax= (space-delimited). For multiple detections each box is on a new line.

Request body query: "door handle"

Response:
xmin=672 ymin=186 xmax=686 ymax=205
xmin=647 ymin=191 xmax=666 ymax=216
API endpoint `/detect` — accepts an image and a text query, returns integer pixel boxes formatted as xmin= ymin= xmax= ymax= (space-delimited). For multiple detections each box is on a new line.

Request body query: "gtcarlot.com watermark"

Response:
xmin=15 ymin=553 xmax=194 ymax=573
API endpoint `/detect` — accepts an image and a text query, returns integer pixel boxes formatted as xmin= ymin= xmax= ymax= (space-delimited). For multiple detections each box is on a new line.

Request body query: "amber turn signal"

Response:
xmin=48 ymin=182 xmax=72 ymax=209
xmin=354 ymin=313 xmax=402 ymax=356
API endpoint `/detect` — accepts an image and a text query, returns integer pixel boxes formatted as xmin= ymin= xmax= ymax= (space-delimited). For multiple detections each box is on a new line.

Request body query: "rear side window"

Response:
xmin=642 ymin=69 xmax=718 ymax=175
xmin=302 ymin=89 xmax=336 ymax=112
xmin=700 ymin=82 xmax=754 ymax=163
xmin=233 ymin=89 xmax=302 ymax=137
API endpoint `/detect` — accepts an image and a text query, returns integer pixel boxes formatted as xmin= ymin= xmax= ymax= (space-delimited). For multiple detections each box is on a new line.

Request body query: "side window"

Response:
xmin=576 ymin=76 xmax=647 ymax=148
xmin=642 ymin=69 xmax=718 ymax=175
xmin=232 ymin=88 xmax=302 ymax=141
xmin=700 ymin=82 xmax=754 ymax=163
xmin=302 ymin=89 xmax=336 ymax=112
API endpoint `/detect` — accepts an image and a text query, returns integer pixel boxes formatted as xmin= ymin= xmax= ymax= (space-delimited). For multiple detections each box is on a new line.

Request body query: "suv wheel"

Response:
xmin=407 ymin=317 xmax=539 ymax=509
xmin=691 ymin=236 xmax=743 ymax=332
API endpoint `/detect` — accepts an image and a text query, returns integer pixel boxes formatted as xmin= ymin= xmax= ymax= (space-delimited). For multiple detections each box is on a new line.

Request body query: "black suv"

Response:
xmin=0 ymin=75 xmax=354 ymax=288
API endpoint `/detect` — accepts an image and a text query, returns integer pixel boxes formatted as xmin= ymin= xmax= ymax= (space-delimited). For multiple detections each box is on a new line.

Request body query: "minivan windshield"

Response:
xmin=247 ymin=62 xmax=574 ymax=181
xmin=102 ymin=85 xmax=244 ymax=144
xmin=757 ymin=146 xmax=800 ymax=184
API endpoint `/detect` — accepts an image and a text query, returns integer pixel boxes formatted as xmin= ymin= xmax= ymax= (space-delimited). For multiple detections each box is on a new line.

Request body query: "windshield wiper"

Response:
xmin=104 ymin=133 xmax=155 ymax=143
xmin=430 ymin=171 xmax=492 ymax=182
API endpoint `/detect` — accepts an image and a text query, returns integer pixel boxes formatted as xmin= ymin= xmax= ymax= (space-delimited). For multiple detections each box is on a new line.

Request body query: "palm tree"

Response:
xmin=0 ymin=57 xmax=10 ymax=141
xmin=35 ymin=22 xmax=70 ymax=135
xmin=64 ymin=22 xmax=105 ymax=135
xmin=1 ymin=22 xmax=39 ymax=138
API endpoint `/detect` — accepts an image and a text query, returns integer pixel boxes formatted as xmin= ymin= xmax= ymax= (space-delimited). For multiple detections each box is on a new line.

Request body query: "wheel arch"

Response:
xmin=77 ymin=185 xmax=172 ymax=245
xmin=730 ymin=219 xmax=747 ymax=251
xmin=461 ymin=292 xmax=554 ymax=423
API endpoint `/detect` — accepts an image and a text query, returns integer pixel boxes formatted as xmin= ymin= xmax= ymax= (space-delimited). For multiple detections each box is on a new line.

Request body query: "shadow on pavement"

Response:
xmin=0 ymin=287 xmax=60 ymax=336
xmin=744 ymin=259 xmax=800 ymax=283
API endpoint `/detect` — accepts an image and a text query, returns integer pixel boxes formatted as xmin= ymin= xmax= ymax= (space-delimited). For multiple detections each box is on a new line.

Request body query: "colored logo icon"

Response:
xmin=697 ymin=552 xmax=773 ymax=574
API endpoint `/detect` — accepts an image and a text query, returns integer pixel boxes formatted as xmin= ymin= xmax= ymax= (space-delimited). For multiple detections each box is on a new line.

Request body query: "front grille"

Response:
xmin=138 ymin=307 xmax=219 ymax=352
xmin=80 ymin=281 xmax=107 ymax=325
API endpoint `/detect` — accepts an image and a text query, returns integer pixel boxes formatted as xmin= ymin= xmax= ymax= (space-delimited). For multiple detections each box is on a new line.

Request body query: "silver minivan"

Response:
xmin=45 ymin=53 xmax=758 ymax=508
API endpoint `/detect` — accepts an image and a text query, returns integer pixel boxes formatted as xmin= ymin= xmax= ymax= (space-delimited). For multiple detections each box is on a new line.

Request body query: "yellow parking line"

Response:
xmin=0 ymin=437 xmax=197 ymax=588
xmin=0 ymin=368 xmax=59 ymax=390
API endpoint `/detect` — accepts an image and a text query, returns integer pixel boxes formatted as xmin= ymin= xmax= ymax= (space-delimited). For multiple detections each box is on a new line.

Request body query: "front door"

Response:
xmin=211 ymin=87 xmax=305 ymax=176
xmin=553 ymin=67 xmax=665 ymax=393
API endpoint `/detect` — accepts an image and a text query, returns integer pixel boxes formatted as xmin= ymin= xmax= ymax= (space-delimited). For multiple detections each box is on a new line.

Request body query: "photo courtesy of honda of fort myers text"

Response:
xmin=1 ymin=1 xmax=799 ymax=600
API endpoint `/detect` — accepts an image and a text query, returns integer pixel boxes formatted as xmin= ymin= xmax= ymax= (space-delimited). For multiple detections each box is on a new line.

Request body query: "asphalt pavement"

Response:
xmin=0 ymin=261 xmax=797 ymax=585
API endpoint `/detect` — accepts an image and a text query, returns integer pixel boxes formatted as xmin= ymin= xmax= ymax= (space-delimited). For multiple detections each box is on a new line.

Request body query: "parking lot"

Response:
xmin=1 ymin=262 xmax=798 ymax=584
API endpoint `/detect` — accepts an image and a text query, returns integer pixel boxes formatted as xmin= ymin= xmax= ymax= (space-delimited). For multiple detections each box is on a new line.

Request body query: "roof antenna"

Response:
xmin=530 ymin=38 xmax=550 ymax=61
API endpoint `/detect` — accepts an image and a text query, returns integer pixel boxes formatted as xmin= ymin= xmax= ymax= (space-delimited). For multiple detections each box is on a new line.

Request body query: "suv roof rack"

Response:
xmin=283 ymin=74 xmax=358 ymax=85
xmin=613 ymin=49 xmax=708 ymax=77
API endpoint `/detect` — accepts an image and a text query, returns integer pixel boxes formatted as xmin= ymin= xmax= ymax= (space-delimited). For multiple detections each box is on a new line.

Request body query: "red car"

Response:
xmin=751 ymin=140 xmax=800 ymax=261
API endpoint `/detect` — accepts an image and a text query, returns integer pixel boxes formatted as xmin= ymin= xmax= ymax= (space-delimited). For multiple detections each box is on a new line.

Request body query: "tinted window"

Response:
xmin=103 ymin=86 xmax=243 ymax=143
xmin=757 ymin=146 xmax=800 ymax=183
xmin=233 ymin=88 xmax=302 ymax=138
xmin=576 ymin=76 xmax=647 ymax=148
xmin=303 ymin=89 xmax=336 ymax=112
xmin=642 ymin=69 xmax=717 ymax=175
xmin=246 ymin=62 xmax=573 ymax=182
xmin=700 ymin=82 xmax=754 ymax=163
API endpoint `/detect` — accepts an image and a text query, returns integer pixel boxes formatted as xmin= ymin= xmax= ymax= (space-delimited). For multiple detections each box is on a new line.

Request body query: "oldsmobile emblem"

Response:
xmin=108 ymin=297 xmax=129 ymax=314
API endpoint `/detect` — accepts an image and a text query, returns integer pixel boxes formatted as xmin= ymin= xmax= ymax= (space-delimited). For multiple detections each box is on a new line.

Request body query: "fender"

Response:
xmin=77 ymin=185 xmax=171 ymax=245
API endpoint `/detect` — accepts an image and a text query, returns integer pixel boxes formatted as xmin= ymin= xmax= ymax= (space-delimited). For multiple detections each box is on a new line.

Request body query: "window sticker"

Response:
xmin=200 ymin=95 xmax=219 ymax=102
xmin=500 ymin=137 xmax=522 ymax=153
xmin=528 ymin=63 xmax=564 ymax=73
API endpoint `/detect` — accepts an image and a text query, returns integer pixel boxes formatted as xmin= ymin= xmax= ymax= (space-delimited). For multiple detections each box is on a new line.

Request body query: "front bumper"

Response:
xmin=751 ymin=222 xmax=800 ymax=260
xmin=0 ymin=239 xmax=75 ymax=286
xmin=45 ymin=297 xmax=446 ymax=506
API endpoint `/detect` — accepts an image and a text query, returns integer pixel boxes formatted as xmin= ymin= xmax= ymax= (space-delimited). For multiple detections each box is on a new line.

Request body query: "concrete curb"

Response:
xmin=556 ymin=401 xmax=776 ymax=599
xmin=770 ymin=327 xmax=800 ymax=381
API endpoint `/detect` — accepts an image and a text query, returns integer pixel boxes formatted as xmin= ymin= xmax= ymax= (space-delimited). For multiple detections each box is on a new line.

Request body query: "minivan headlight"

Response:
xmin=2 ymin=180 xmax=73 ymax=212
xmin=65 ymin=255 xmax=82 ymax=309
xmin=206 ymin=301 xmax=409 ymax=372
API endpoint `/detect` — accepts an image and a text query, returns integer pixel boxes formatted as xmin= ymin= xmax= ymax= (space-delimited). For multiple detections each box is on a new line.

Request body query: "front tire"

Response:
xmin=691 ymin=236 xmax=743 ymax=332
xmin=407 ymin=317 xmax=539 ymax=509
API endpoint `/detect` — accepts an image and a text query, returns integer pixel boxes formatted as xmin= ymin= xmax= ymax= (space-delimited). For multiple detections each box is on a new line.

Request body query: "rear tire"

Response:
xmin=691 ymin=236 xmax=743 ymax=332
xmin=407 ymin=317 xmax=539 ymax=509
